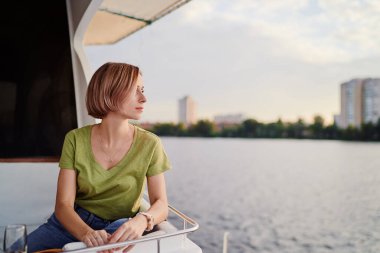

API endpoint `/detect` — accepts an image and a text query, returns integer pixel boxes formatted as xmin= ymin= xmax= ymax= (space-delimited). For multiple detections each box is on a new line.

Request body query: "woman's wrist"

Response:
xmin=134 ymin=213 xmax=148 ymax=228
xmin=136 ymin=212 xmax=155 ymax=231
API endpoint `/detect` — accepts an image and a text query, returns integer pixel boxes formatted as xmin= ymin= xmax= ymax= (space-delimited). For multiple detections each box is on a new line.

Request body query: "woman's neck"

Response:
xmin=97 ymin=116 xmax=132 ymax=146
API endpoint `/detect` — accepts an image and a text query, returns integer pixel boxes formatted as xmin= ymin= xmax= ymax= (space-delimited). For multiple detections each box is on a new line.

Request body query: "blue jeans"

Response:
xmin=27 ymin=204 xmax=130 ymax=253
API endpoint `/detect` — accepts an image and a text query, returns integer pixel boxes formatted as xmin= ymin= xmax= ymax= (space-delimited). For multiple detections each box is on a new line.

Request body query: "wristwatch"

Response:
xmin=137 ymin=212 xmax=155 ymax=231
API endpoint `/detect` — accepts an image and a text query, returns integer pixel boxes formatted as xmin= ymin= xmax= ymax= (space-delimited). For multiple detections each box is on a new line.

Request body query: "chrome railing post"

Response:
xmin=183 ymin=219 xmax=187 ymax=246
xmin=157 ymin=239 xmax=161 ymax=253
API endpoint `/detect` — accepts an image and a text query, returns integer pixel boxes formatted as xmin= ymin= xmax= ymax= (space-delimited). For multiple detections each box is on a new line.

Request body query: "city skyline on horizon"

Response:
xmin=137 ymin=94 xmax=340 ymax=124
xmin=85 ymin=0 xmax=380 ymax=125
xmin=145 ymin=78 xmax=380 ymax=125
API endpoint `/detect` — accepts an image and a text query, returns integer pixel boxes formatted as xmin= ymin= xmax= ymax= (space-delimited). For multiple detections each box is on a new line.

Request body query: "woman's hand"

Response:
xmin=82 ymin=229 xmax=110 ymax=248
xmin=108 ymin=216 xmax=148 ymax=252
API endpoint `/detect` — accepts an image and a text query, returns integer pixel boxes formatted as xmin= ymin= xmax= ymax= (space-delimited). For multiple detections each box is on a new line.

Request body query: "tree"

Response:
xmin=361 ymin=122 xmax=376 ymax=141
xmin=375 ymin=118 xmax=380 ymax=140
xmin=324 ymin=124 xmax=339 ymax=139
xmin=220 ymin=126 xmax=239 ymax=137
xmin=295 ymin=118 xmax=306 ymax=138
xmin=341 ymin=126 xmax=360 ymax=140
xmin=309 ymin=115 xmax=325 ymax=139
xmin=152 ymin=123 xmax=185 ymax=136
xmin=240 ymin=119 xmax=259 ymax=137
xmin=188 ymin=120 xmax=216 ymax=137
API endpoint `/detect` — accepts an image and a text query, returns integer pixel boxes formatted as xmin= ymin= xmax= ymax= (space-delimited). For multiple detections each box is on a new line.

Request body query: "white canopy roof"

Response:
xmin=83 ymin=0 xmax=190 ymax=45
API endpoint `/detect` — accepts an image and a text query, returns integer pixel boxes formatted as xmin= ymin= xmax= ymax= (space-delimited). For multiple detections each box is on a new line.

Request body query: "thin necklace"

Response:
xmin=97 ymin=125 xmax=128 ymax=163
xmin=98 ymin=135 xmax=123 ymax=163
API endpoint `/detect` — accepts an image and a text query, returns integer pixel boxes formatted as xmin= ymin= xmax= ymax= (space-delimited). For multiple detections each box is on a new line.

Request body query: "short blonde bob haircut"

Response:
xmin=86 ymin=62 xmax=140 ymax=119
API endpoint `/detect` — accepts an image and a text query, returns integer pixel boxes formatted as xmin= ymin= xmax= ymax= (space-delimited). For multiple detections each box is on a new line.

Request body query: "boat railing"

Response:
xmin=64 ymin=204 xmax=199 ymax=253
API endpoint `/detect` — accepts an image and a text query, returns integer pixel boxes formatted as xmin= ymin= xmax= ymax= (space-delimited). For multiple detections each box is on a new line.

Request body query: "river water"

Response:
xmin=162 ymin=137 xmax=380 ymax=253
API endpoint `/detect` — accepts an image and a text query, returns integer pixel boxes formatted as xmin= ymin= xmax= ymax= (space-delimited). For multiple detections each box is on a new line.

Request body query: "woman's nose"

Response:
xmin=140 ymin=93 xmax=147 ymax=103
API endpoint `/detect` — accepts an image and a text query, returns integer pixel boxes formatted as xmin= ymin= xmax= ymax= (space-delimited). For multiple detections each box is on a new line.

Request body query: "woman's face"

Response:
xmin=117 ymin=74 xmax=147 ymax=120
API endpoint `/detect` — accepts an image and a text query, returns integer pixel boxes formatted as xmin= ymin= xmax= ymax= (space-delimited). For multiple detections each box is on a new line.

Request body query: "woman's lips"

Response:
xmin=135 ymin=107 xmax=144 ymax=111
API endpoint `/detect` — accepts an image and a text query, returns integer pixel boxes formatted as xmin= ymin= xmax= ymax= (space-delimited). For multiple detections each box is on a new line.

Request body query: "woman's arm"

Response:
xmin=109 ymin=173 xmax=168 ymax=243
xmin=146 ymin=173 xmax=169 ymax=223
xmin=55 ymin=169 xmax=109 ymax=247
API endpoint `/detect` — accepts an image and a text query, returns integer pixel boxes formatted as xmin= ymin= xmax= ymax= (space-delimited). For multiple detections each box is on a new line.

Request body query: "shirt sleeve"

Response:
xmin=59 ymin=131 xmax=76 ymax=170
xmin=146 ymin=138 xmax=171 ymax=177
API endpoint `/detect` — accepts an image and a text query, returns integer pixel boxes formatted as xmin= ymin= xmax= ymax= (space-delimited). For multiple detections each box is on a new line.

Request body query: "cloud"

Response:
xmin=319 ymin=0 xmax=380 ymax=55
xmin=180 ymin=0 xmax=215 ymax=23
xmin=230 ymin=0 xmax=308 ymax=14
xmin=178 ymin=0 xmax=380 ymax=64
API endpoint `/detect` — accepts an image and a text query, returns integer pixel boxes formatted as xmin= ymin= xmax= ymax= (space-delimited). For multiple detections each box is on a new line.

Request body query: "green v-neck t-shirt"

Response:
xmin=58 ymin=124 xmax=171 ymax=220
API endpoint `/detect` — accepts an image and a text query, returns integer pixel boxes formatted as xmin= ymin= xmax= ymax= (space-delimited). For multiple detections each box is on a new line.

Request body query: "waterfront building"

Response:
xmin=336 ymin=78 xmax=380 ymax=128
xmin=338 ymin=79 xmax=363 ymax=128
xmin=178 ymin=96 xmax=197 ymax=126
xmin=214 ymin=113 xmax=245 ymax=131
xmin=363 ymin=79 xmax=380 ymax=124
xmin=214 ymin=114 xmax=244 ymax=124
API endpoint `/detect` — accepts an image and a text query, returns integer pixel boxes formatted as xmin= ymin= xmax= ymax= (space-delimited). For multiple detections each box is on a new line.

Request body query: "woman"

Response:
xmin=28 ymin=62 xmax=171 ymax=252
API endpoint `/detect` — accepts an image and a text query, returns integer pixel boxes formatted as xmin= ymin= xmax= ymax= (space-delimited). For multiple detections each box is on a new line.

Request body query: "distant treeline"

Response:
xmin=146 ymin=115 xmax=380 ymax=141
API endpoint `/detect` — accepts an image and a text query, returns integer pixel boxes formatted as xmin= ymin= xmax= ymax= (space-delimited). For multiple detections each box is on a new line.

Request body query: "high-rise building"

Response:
xmin=336 ymin=78 xmax=380 ymax=128
xmin=338 ymin=79 xmax=363 ymax=128
xmin=178 ymin=96 xmax=196 ymax=126
xmin=363 ymin=79 xmax=380 ymax=124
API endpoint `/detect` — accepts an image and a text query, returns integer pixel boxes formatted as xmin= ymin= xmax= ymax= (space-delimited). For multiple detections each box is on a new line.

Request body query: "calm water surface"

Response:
xmin=162 ymin=138 xmax=380 ymax=253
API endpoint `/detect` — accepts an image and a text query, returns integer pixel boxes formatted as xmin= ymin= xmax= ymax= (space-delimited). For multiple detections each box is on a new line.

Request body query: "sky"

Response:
xmin=85 ymin=0 xmax=380 ymax=124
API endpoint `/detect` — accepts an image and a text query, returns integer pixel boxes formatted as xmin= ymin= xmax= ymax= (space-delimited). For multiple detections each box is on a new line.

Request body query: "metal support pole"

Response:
xmin=157 ymin=239 xmax=161 ymax=253
xmin=223 ymin=232 xmax=229 ymax=253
